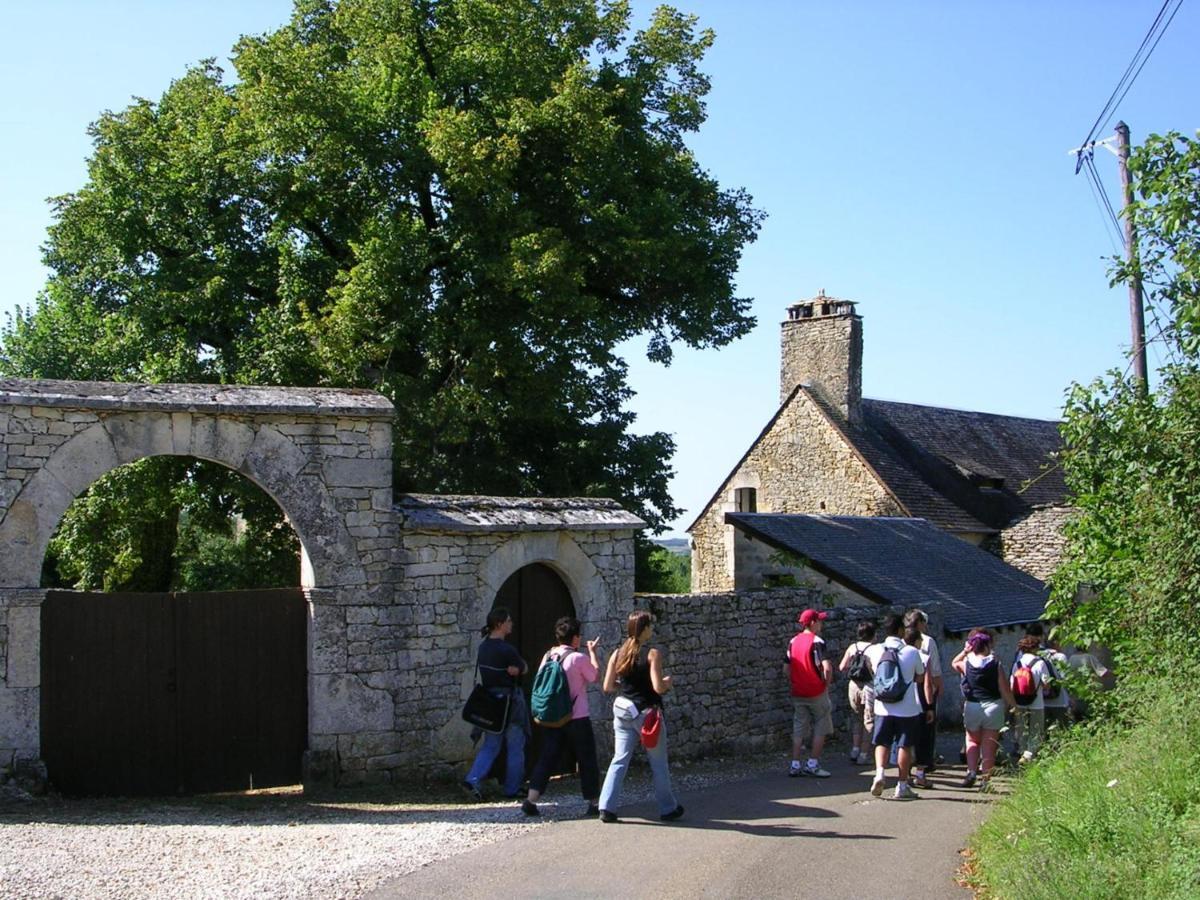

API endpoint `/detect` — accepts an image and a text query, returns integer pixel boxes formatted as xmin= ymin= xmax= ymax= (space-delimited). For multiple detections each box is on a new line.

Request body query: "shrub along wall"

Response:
xmin=632 ymin=590 xmax=943 ymax=761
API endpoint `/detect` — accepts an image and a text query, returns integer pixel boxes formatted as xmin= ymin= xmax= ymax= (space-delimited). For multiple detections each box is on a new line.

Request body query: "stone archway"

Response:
xmin=0 ymin=379 xmax=395 ymax=778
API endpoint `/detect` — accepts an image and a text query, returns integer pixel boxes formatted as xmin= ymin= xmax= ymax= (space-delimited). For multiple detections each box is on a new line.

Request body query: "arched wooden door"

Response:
xmin=491 ymin=563 xmax=576 ymax=777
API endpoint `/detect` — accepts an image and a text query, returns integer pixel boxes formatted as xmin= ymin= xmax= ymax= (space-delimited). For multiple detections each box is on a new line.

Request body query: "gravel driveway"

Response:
xmin=0 ymin=757 xmax=778 ymax=899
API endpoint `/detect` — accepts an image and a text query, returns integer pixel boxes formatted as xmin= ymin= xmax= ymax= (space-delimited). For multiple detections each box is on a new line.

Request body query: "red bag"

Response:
xmin=640 ymin=708 xmax=662 ymax=749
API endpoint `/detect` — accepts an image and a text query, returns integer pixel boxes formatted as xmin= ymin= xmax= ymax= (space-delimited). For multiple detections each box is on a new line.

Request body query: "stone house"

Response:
xmin=689 ymin=294 xmax=1070 ymax=594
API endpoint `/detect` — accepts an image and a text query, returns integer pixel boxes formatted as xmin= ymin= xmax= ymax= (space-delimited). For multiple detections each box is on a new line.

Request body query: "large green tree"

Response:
xmin=2 ymin=0 xmax=761 ymax=590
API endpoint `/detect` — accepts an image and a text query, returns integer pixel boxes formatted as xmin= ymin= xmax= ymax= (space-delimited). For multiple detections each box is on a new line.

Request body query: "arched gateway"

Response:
xmin=1 ymin=380 xmax=644 ymax=791
xmin=0 ymin=379 xmax=396 ymax=789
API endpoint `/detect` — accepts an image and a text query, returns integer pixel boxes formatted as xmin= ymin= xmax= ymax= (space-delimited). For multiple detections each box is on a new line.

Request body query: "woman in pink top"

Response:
xmin=523 ymin=617 xmax=601 ymax=817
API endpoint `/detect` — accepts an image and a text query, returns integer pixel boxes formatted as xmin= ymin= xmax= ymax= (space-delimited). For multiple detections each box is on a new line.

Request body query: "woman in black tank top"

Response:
xmin=596 ymin=610 xmax=683 ymax=823
xmin=951 ymin=629 xmax=1016 ymax=790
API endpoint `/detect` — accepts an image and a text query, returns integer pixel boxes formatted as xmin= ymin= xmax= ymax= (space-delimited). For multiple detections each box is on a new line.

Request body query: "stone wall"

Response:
xmin=989 ymin=505 xmax=1073 ymax=581
xmin=634 ymin=590 xmax=945 ymax=760
xmin=690 ymin=389 xmax=903 ymax=592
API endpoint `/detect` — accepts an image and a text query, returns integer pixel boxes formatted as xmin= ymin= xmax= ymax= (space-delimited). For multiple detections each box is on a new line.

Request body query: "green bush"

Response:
xmin=968 ymin=676 xmax=1200 ymax=899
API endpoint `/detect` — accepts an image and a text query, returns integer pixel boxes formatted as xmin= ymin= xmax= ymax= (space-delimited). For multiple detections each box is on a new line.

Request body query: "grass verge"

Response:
xmin=966 ymin=682 xmax=1200 ymax=899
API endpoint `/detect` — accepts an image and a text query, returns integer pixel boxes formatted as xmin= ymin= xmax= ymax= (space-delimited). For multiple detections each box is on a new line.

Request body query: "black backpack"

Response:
xmin=847 ymin=644 xmax=873 ymax=687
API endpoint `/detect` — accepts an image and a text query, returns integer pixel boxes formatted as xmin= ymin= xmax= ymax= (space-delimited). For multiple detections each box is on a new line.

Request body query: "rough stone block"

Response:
xmin=5 ymin=607 xmax=38 ymax=687
xmin=103 ymin=412 xmax=175 ymax=464
xmin=41 ymin=424 xmax=118 ymax=497
xmin=310 ymin=674 xmax=393 ymax=734
xmin=0 ymin=687 xmax=38 ymax=752
xmin=323 ymin=457 xmax=391 ymax=488
xmin=190 ymin=417 xmax=256 ymax=470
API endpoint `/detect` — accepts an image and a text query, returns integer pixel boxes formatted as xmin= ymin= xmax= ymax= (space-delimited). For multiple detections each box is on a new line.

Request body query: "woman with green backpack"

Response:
xmin=522 ymin=617 xmax=602 ymax=818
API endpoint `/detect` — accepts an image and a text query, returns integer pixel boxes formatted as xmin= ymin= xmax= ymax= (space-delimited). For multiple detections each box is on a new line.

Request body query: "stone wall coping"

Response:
xmin=0 ymin=378 xmax=394 ymax=419
xmin=396 ymin=493 xmax=646 ymax=533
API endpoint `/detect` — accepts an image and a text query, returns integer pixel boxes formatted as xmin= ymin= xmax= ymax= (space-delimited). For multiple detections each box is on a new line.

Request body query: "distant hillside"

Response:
xmin=652 ymin=537 xmax=690 ymax=556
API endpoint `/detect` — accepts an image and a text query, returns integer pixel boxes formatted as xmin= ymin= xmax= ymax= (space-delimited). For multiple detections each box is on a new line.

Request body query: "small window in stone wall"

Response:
xmin=734 ymin=487 xmax=757 ymax=513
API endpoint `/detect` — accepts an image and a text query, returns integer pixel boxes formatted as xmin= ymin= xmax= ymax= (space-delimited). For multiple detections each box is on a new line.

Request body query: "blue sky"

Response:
xmin=2 ymin=1 xmax=1196 ymax=538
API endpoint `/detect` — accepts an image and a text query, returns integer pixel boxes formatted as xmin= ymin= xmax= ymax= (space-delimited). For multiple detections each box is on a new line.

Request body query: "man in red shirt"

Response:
xmin=785 ymin=609 xmax=834 ymax=777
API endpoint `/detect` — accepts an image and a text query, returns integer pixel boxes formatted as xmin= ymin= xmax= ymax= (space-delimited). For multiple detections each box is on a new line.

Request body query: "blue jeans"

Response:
xmin=465 ymin=690 xmax=527 ymax=795
xmin=598 ymin=708 xmax=677 ymax=815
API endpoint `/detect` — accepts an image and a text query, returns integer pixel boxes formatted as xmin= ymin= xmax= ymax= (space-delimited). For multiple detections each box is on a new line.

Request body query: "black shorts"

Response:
xmin=871 ymin=714 xmax=922 ymax=748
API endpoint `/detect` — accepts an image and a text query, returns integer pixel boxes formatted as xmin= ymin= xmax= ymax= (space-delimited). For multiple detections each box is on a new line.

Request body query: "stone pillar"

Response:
xmin=0 ymin=589 xmax=44 ymax=774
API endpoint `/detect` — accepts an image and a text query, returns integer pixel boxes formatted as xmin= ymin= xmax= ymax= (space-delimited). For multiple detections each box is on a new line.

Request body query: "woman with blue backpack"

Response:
xmin=522 ymin=617 xmax=602 ymax=817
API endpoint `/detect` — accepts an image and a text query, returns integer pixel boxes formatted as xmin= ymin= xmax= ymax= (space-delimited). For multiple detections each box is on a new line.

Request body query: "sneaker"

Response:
xmin=870 ymin=774 xmax=886 ymax=797
xmin=461 ymin=780 xmax=483 ymax=802
xmin=521 ymin=800 xmax=540 ymax=817
xmin=911 ymin=772 xmax=932 ymax=789
xmin=849 ymin=750 xmax=860 ymax=763
xmin=788 ymin=762 xmax=803 ymax=778
xmin=805 ymin=763 xmax=831 ymax=778
xmin=894 ymin=782 xmax=919 ymax=801
xmin=959 ymin=772 xmax=978 ymax=789
xmin=660 ymin=804 xmax=685 ymax=821
xmin=599 ymin=810 xmax=619 ymax=824
xmin=585 ymin=804 xmax=600 ymax=818
xmin=1020 ymin=751 xmax=1035 ymax=765
xmin=978 ymin=777 xmax=994 ymax=794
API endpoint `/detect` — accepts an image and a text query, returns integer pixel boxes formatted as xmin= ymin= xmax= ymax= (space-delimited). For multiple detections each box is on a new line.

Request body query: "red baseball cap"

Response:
xmin=798 ymin=609 xmax=828 ymax=626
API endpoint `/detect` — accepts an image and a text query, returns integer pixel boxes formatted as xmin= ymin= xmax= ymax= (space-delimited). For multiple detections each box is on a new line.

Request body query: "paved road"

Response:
xmin=369 ymin=761 xmax=993 ymax=899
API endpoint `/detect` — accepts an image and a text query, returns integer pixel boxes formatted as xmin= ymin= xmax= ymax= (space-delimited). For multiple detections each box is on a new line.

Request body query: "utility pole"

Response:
xmin=1115 ymin=121 xmax=1148 ymax=389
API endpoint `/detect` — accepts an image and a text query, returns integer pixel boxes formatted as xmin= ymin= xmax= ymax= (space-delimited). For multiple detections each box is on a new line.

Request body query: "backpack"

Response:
xmin=1039 ymin=651 xmax=1063 ymax=701
xmin=872 ymin=645 xmax=909 ymax=703
xmin=847 ymin=644 xmax=874 ymax=687
xmin=531 ymin=650 xmax=574 ymax=727
xmin=1011 ymin=654 xmax=1040 ymax=706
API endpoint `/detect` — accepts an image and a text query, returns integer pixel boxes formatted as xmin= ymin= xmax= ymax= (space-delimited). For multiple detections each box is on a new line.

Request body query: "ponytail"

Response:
xmin=614 ymin=610 xmax=653 ymax=678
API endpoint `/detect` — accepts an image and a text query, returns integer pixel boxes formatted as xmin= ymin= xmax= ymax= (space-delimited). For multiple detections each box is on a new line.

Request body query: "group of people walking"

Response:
xmin=465 ymin=603 xmax=1098 ymax=816
xmin=786 ymin=607 xmax=1098 ymax=798
xmin=462 ymin=606 xmax=683 ymax=823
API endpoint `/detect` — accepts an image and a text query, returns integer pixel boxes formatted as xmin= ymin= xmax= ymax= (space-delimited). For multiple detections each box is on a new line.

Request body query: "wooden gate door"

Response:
xmin=492 ymin=564 xmax=576 ymax=776
xmin=41 ymin=589 xmax=307 ymax=796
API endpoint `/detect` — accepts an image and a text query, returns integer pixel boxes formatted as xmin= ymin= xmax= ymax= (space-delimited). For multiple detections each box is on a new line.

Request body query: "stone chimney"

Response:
xmin=779 ymin=291 xmax=862 ymax=422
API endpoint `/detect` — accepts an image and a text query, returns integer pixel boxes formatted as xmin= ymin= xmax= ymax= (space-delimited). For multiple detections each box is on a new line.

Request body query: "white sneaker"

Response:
xmin=894 ymin=782 xmax=919 ymax=801
xmin=870 ymin=774 xmax=886 ymax=797
xmin=805 ymin=763 xmax=831 ymax=778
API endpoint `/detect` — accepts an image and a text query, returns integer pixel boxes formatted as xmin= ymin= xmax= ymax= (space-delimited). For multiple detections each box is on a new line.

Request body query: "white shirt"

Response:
xmin=919 ymin=633 xmax=942 ymax=679
xmin=865 ymin=636 xmax=925 ymax=718
xmin=1041 ymin=650 xmax=1070 ymax=709
xmin=1014 ymin=652 xmax=1051 ymax=711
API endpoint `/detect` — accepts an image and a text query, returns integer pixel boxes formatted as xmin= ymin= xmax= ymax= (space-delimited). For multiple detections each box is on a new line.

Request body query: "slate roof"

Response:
xmin=396 ymin=494 xmax=646 ymax=533
xmin=725 ymin=513 xmax=1050 ymax=632
xmin=688 ymin=385 xmax=1065 ymax=535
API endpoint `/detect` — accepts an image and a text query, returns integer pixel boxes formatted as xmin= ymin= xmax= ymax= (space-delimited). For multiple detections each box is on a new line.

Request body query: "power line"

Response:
xmin=1073 ymin=0 xmax=1185 ymax=174
xmin=1081 ymin=154 xmax=1124 ymax=252
xmin=1100 ymin=0 xmax=1185 ymax=140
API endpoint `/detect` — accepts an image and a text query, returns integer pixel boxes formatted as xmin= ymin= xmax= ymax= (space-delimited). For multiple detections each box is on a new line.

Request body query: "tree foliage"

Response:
xmin=1048 ymin=131 xmax=1200 ymax=683
xmin=2 ymin=0 xmax=762 ymax=589
xmin=634 ymin=538 xmax=690 ymax=593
